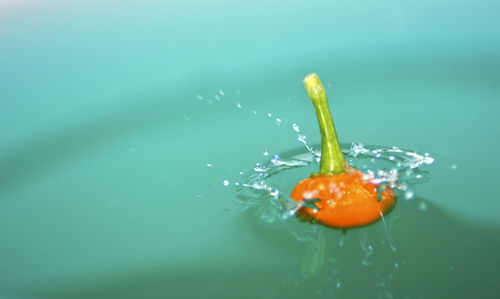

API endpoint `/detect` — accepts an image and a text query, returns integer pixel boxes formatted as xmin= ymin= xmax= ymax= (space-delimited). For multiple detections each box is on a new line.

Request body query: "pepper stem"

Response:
xmin=303 ymin=73 xmax=346 ymax=175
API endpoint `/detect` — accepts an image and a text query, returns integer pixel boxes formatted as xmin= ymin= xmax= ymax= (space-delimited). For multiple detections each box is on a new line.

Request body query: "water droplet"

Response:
xmin=206 ymin=163 xmax=213 ymax=167
xmin=268 ymin=188 xmax=279 ymax=197
xmin=394 ymin=262 xmax=400 ymax=269
xmin=350 ymin=142 xmax=367 ymax=157
xmin=218 ymin=89 xmax=225 ymax=96
xmin=298 ymin=133 xmax=306 ymax=142
xmin=263 ymin=151 xmax=270 ymax=156
xmin=270 ymin=154 xmax=281 ymax=165
xmin=254 ymin=163 xmax=267 ymax=172
xmin=303 ymin=191 xmax=318 ymax=199
xmin=292 ymin=123 xmax=300 ymax=132
xmin=398 ymin=184 xmax=408 ymax=191
xmin=223 ymin=180 xmax=230 ymax=186
xmin=250 ymin=181 xmax=267 ymax=190
xmin=267 ymin=113 xmax=272 ymax=117
xmin=214 ymin=95 xmax=221 ymax=101
xmin=275 ymin=118 xmax=282 ymax=125
xmin=196 ymin=94 xmax=203 ymax=100
xmin=360 ymin=235 xmax=374 ymax=266
xmin=407 ymin=152 xmax=435 ymax=168
xmin=335 ymin=279 xmax=342 ymax=289
xmin=404 ymin=190 xmax=414 ymax=200
xmin=418 ymin=201 xmax=428 ymax=211
xmin=451 ymin=164 xmax=458 ymax=170
xmin=252 ymin=110 xmax=257 ymax=114
xmin=236 ymin=102 xmax=242 ymax=108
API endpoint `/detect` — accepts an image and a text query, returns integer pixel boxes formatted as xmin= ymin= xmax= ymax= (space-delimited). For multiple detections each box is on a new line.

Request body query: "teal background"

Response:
xmin=1 ymin=0 xmax=499 ymax=298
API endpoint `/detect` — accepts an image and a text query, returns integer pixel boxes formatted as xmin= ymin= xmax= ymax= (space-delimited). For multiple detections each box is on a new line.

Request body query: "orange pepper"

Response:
xmin=290 ymin=74 xmax=396 ymax=229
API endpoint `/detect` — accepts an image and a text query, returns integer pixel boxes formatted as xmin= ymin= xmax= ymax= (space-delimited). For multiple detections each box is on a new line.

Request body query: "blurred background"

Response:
xmin=1 ymin=0 xmax=499 ymax=298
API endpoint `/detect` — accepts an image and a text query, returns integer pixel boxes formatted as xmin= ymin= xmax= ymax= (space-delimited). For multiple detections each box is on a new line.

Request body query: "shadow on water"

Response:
xmin=6 ymin=197 xmax=498 ymax=299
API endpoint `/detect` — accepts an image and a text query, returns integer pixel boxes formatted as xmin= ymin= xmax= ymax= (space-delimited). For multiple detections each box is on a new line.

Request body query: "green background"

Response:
xmin=1 ymin=0 xmax=499 ymax=298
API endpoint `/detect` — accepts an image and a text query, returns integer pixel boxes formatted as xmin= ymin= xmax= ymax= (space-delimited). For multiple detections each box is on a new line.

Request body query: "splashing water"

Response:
xmin=205 ymin=93 xmax=434 ymax=297
xmin=228 ymin=123 xmax=434 ymax=297
xmin=233 ymin=128 xmax=433 ymax=226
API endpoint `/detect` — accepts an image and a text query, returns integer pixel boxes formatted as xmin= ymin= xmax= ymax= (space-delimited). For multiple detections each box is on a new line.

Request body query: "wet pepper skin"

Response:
xmin=291 ymin=168 xmax=396 ymax=229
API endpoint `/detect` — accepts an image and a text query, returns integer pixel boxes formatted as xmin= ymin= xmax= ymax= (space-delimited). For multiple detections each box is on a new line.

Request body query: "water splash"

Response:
xmin=292 ymin=123 xmax=320 ymax=159
xmin=234 ymin=140 xmax=433 ymax=225
xmin=229 ymin=131 xmax=433 ymax=296
xmin=234 ymin=155 xmax=308 ymax=222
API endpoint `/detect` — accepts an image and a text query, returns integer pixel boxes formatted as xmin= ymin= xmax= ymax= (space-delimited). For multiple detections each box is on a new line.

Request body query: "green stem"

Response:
xmin=303 ymin=73 xmax=346 ymax=175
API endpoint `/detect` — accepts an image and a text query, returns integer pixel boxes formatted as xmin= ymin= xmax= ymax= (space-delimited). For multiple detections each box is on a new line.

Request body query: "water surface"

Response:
xmin=1 ymin=1 xmax=500 ymax=298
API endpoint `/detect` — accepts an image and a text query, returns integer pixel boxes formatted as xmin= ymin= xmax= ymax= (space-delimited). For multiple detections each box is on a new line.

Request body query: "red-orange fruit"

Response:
xmin=290 ymin=168 xmax=396 ymax=229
